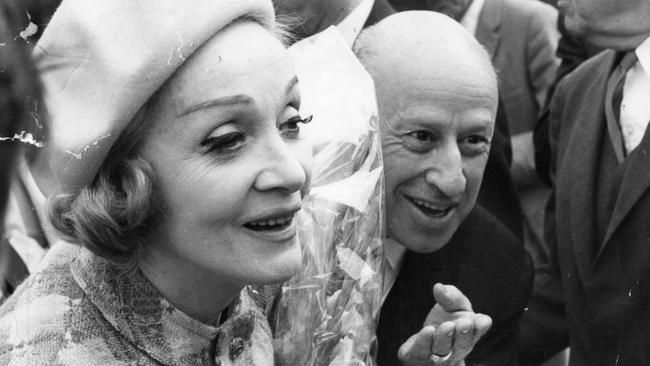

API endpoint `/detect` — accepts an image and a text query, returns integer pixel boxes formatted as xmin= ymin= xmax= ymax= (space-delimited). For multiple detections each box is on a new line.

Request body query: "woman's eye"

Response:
xmin=459 ymin=135 xmax=490 ymax=156
xmin=279 ymin=114 xmax=313 ymax=138
xmin=201 ymin=132 xmax=246 ymax=155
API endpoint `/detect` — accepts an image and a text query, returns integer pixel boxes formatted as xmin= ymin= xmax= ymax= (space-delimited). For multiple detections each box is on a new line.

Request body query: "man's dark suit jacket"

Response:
xmin=520 ymin=50 xmax=650 ymax=365
xmin=478 ymin=99 xmax=524 ymax=240
xmin=377 ymin=206 xmax=533 ymax=365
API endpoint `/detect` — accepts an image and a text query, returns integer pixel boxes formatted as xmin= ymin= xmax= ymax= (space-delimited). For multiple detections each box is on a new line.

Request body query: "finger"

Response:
xmin=433 ymin=283 xmax=473 ymax=312
xmin=451 ymin=317 xmax=475 ymax=360
xmin=431 ymin=321 xmax=455 ymax=357
xmin=398 ymin=325 xmax=437 ymax=362
xmin=472 ymin=314 xmax=493 ymax=343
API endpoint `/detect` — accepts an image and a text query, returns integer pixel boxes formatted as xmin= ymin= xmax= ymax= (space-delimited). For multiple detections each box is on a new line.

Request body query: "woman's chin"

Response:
xmin=249 ymin=242 xmax=302 ymax=285
xmin=275 ymin=246 xmax=303 ymax=282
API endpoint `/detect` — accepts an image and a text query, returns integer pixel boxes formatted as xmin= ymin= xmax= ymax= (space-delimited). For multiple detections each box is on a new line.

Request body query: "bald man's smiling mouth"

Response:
xmin=404 ymin=194 xmax=456 ymax=219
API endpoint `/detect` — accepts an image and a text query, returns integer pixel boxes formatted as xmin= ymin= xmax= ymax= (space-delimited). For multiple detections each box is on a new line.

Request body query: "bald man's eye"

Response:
xmin=403 ymin=130 xmax=438 ymax=152
xmin=459 ymin=135 xmax=490 ymax=157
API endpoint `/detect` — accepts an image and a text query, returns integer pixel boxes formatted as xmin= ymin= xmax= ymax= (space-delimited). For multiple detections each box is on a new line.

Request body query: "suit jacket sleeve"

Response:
xmin=518 ymin=77 xmax=570 ymax=365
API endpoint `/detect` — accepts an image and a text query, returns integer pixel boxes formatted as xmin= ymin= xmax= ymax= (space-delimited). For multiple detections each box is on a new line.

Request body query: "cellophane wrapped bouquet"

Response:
xmin=271 ymin=28 xmax=384 ymax=366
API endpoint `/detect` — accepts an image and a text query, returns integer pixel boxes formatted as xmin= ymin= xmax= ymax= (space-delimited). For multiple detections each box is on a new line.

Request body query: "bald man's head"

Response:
xmin=354 ymin=11 xmax=498 ymax=253
xmin=354 ymin=11 xmax=498 ymax=121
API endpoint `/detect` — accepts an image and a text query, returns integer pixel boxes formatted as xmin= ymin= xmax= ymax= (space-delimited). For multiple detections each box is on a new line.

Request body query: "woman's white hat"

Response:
xmin=35 ymin=0 xmax=274 ymax=193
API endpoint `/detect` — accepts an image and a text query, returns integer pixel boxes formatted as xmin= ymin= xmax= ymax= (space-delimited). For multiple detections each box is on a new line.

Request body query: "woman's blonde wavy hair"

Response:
xmin=49 ymin=100 xmax=160 ymax=270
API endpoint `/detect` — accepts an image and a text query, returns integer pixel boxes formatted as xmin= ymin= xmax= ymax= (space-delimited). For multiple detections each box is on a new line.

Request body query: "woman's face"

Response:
xmin=139 ymin=21 xmax=312 ymax=287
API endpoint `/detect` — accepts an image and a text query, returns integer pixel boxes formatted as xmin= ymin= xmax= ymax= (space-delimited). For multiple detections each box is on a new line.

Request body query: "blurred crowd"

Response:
xmin=1 ymin=0 xmax=648 ymax=365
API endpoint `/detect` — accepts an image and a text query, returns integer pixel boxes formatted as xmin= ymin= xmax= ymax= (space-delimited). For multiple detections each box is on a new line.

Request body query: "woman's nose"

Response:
xmin=424 ymin=143 xmax=466 ymax=198
xmin=254 ymin=135 xmax=307 ymax=194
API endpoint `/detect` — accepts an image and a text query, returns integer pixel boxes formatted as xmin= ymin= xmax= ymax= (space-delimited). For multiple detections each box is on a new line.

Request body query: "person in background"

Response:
xmin=526 ymin=12 xmax=602 ymax=366
xmin=354 ymin=11 xmax=533 ymax=365
xmin=518 ymin=0 xmax=650 ymax=364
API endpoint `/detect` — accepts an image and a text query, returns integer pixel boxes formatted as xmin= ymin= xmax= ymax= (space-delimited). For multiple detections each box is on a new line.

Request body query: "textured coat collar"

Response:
xmin=70 ymin=246 xmax=273 ymax=365
xmin=555 ymin=52 xmax=614 ymax=280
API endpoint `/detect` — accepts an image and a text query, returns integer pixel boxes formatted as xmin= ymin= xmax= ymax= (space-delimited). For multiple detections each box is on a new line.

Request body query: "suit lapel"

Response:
xmin=560 ymin=56 xmax=615 ymax=280
xmin=475 ymin=0 xmax=502 ymax=58
xmin=598 ymin=124 xmax=650 ymax=255
xmin=564 ymin=103 xmax=604 ymax=281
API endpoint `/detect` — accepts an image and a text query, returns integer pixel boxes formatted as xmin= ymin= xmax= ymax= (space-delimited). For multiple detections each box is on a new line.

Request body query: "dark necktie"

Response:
xmin=605 ymin=51 xmax=638 ymax=162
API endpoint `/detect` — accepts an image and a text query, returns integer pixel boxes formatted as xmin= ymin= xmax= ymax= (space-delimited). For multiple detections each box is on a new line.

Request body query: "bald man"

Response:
xmin=354 ymin=12 xmax=532 ymax=365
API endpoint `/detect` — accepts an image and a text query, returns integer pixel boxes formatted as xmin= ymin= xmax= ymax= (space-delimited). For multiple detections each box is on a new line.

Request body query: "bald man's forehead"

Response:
xmin=376 ymin=69 xmax=496 ymax=120
xmin=368 ymin=49 xmax=497 ymax=103
xmin=355 ymin=11 xmax=496 ymax=90
xmin=355 ymin=10 xmax=479 ymax=55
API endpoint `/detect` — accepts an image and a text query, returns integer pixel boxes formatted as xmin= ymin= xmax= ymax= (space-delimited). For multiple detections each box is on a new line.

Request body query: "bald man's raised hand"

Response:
xmin=397 ymin=284 xmax=492 ymax=366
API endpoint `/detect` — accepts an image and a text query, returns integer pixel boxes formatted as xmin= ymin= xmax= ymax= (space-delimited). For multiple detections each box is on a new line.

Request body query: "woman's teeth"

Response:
xmin=245 ymin=215 xmax=294 ymax=231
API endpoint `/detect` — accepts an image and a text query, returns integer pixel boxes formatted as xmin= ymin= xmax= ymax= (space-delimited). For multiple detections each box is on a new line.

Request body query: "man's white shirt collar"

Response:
xmin=337 ymin=0 xmax=375 ymax=46
xmin=635 ymin=35 xmax=650 ymax=78
xmin=383 ymin=237 xmax=406 ymax=272
xmin=620 ymin=35 xmax=650 ymax=153
xmin=381 ymin=237 xmax=406 ymax=304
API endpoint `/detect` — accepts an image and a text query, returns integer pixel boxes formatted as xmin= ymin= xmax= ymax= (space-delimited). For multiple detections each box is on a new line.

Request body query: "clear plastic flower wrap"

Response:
xmin=271 ymin=27 xmax=384 ymax=366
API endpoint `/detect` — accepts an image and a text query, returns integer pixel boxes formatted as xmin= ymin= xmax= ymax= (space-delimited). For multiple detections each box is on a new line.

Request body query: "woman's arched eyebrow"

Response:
xmin=178 ymin=94 xmax=253 ymax=117
xmin=178 ymin=76 xmax=298 ymax=118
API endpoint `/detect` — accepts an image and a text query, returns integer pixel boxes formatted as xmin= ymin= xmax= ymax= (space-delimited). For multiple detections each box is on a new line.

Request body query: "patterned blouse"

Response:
xmin=0 ymin=242 xmax=274 ymax=365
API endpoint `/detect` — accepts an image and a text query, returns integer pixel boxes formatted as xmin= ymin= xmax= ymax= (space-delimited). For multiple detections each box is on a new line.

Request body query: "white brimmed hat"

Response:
xmin=34 ymin=0 xmax=274 ymax=193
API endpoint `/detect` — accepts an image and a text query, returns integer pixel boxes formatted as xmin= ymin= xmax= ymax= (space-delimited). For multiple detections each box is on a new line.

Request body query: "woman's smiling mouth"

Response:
xmin=243 ymin=205 xmax=301 ymax=241
xmin=244 ymin=214 xmax=295 ymax=231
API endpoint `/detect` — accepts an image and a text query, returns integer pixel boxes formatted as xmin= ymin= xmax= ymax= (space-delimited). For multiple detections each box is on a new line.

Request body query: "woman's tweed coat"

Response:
xmin=0 ymin=242 xmax=274 ymax=365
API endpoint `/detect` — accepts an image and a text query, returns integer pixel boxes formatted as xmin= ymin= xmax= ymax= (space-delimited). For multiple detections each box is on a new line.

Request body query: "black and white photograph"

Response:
xmin=0 ymin=0 xmax=648 ymax=364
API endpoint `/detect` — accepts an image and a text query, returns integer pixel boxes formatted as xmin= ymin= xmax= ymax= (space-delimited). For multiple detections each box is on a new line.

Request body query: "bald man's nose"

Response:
xmin=424 ymin=145 xmax=466 ymax=198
